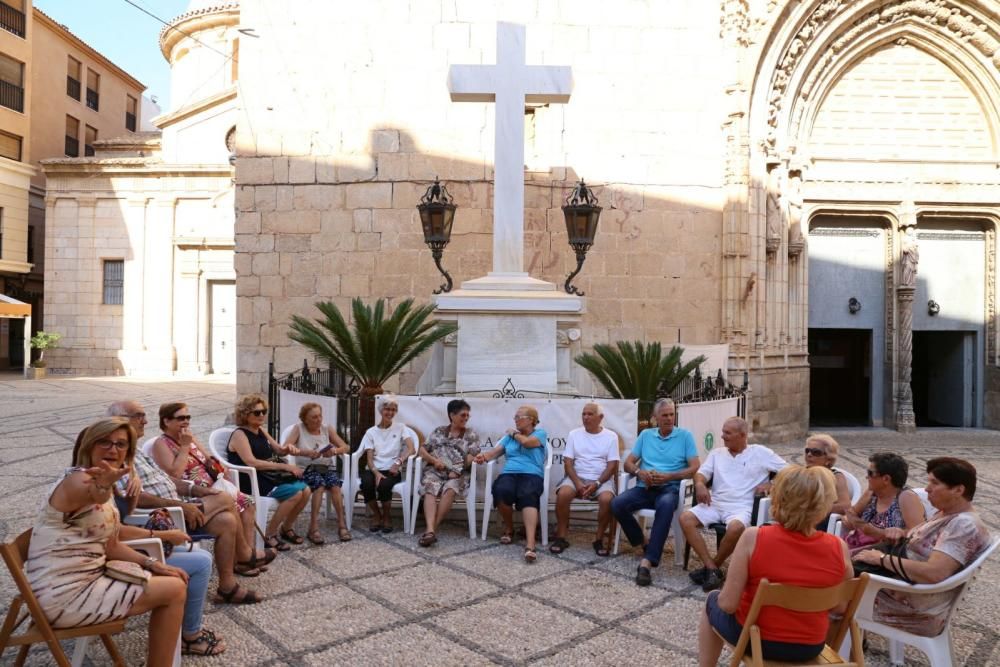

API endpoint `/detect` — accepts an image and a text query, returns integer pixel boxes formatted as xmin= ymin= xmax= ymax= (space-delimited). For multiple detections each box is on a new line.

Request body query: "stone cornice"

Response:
xmin=151 ymin=87 xmax=237 ymax=130
xmin=160 ymin=5 xmax=240 ymax=61
xmin=39 ymin=159 xmax=233 ymax=177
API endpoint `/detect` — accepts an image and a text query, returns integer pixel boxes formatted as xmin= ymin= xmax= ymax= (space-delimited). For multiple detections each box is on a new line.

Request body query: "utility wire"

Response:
xmin=121 ymin=0 xmax=230 ymax=58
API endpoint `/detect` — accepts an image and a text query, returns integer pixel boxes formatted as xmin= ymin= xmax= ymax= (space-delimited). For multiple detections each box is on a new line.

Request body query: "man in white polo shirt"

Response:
xmin=679 ymin=416 xmax=786 ymax=592
xmin=549 ymin=402 xmax=620 ymax=556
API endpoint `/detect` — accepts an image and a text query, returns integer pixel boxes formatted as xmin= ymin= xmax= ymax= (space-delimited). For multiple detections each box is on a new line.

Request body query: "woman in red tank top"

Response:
xmin=698 ymin=464 xmax=853 ymax=666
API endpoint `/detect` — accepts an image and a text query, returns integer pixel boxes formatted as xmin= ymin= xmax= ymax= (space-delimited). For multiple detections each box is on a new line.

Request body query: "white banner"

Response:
xmin=676 ymin=397 xmax=740 ymax=460
xmin=384 ymin=396 xmax=638 ymax=489
xmin=681 ymin=343 xmax=729 ymax=377
xmin=278 ymin=389 xmax=339 ymax=438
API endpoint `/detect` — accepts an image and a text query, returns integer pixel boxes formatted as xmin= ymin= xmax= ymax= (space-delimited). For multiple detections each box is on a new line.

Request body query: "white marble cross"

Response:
xmin=448 ymin=22 xmax=572 ymax=277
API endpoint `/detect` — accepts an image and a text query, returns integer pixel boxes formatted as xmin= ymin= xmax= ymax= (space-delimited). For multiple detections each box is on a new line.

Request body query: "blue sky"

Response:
xmin=34 ymin=0 xmax=189 ymax=110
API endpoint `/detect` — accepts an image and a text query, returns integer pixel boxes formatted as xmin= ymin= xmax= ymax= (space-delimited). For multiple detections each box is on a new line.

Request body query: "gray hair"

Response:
xmin=106 ymin=400 xmax=138 ymax=417
xmin=584 ymin=402 xmax=604 ymax=417
xmin=653 ymin=398 xmax=675 ymax=414
xmin=724 ymin=416 xmax=748 ymax=434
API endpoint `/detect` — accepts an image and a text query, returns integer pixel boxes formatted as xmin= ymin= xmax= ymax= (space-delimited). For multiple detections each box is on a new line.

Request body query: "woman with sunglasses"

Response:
xmin=150 ymin=402 xmax=270 ymax=571
xmin=801 ymin=434 xmax=851 ymax=516
xmin=227 ymin=394 xmax=311 ymax=551
xmin=842 ymin=451 xmax=924 ymax=551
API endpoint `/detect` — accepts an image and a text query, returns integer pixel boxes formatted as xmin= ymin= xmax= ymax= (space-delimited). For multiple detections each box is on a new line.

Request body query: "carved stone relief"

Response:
xmin=765 ymin=165 xmax=782 ymax=254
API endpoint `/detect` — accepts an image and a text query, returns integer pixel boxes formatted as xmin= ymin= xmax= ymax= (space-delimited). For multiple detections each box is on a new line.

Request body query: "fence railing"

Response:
xmin=0 ymin=79 xmax=23 ymax=112
xmin=66 ymin=76 xmax=80 ymax=100
xmin=0 ymin=1 xmax=25 ymax=38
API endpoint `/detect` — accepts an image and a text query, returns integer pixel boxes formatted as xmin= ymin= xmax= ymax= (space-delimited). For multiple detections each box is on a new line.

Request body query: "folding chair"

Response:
xmin=718 ymin=574 xmax=870 ymax=667
xmin=0 ymin=529 xmax=127 ymax=667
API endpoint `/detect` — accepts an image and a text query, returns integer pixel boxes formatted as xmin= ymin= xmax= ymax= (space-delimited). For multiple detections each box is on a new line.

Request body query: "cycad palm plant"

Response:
xmin=574 ymin=341 xmax=705 ymax=421
xmin=288 ymin=297 xmax=457 ymax=397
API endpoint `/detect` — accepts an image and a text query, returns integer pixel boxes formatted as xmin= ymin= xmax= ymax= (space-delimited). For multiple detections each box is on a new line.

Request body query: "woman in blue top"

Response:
xmin=475 ymin=405 xmax=547 ymax=563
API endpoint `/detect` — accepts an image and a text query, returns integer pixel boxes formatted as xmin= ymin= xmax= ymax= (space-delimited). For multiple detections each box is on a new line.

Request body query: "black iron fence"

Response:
xmin=0 ymin=1 xmax=25 ymax=38
xmin=0 ymin=79 xmax=23 ymax=113
xmin=66 ymin=76 xmax=80 ymax=100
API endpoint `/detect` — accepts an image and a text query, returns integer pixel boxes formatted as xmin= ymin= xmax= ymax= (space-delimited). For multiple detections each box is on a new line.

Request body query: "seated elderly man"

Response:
xmin=611 ymin=398 xmax=700 ymax=587
xmin=550 ymin=402 xmax=620 ymax=556
xmin=680 ymin=416 xmax=787 ymax=592
xmin=106 ymin=400 xmax=269 ymax=605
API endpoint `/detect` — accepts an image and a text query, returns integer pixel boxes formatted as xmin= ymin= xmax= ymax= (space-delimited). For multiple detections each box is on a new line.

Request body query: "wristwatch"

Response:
xmin=141 ymin=556 xmax=157 ymax=571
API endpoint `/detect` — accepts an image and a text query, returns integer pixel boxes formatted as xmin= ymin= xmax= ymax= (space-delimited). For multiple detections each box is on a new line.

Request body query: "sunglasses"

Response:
xmin=95 ymin=439 xmax=130 ymax=451
xmin=250 ymin=409 xmax=268 ymax=417
xmin=171 ymin=415 xmax=192 ymax=422
xmin=803 ymin=447 xmax=826 ymax=457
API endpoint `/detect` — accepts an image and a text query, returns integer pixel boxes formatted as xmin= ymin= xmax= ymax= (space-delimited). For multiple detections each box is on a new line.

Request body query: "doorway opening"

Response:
xmin=808 ymin=328 xmax=872 ymax=426
xmin=209 ymin=281 xmax=235 ymax=375
xmin=912 ymin=331 xmax=975 ymax=427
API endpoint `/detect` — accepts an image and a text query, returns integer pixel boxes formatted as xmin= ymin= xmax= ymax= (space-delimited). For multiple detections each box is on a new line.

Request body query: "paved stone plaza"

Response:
xmin=1 ymin=375 xmax=997 ymax=666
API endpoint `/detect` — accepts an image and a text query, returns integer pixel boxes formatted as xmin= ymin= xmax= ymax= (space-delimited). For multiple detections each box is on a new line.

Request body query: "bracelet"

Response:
xmin=141 ymin=556 xmax=156 ymax=571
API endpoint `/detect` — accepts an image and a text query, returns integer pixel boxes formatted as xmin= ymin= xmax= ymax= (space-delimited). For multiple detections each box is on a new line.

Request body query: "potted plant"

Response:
xmin=574 ymin=341 xmax=705 ymax=429
xmin=288 ymin=297 xmax=457 ymax=438
xmin=29 ymin=331 xmax=62 ymax=379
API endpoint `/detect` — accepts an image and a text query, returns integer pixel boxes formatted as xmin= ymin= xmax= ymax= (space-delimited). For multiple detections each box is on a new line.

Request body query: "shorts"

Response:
xmin=492 ymin=473 xmax=544 ymax=510
xmin=303 ymin=465 xmax=344 ymax=490
xmin=269 ymin=480 xmax=308 ymax=501
xmin=556 ymin=476 xmax=616 ymax=498
xmin=689 ymin=502 xmax=751 ymax=528
xmin=705 ymin=591 xmax=824 ymax=661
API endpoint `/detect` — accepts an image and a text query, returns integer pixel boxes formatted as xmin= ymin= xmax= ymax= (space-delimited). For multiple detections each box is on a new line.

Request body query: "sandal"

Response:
xmin=233 ymin=562 xmax=261 ymax=577
xmin=549 ymin=537 xmax=570 ymax=554
xmin=524 ymin=547 xmax=537 ymax=563
xmin=418 ymin=531 xmax=437 ymax=547
xmin=338 ymin=528 xmax=353 ymax=542
xmin=182 ymin=628 xmax=226 ymax=656
xmin=307 ymin=529 xmax=325 ymax=545
xmin=499 ymin=532 xmax=513 ymax=545
xmin=238 ymin=549 xmax=274 ymax=573
xmin=213 ymin=584 xmax=262 ymax=605
xmin=592 ymin=539 xmax=610 ymax=557
xmin=280 ymin=527 xmax=305 ymax=545
xmin=264 ymin=535 xmax=291 ymax=552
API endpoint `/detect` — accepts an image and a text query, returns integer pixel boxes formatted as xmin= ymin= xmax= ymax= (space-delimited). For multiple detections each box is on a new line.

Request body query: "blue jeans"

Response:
xmin=610 ymin=481 xmax=680 ymax=567
xmin=166 ymin=549 xmax=213 ymax=635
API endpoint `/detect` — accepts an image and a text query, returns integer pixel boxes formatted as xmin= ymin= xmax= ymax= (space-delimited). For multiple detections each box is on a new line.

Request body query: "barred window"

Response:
xmin=102 ymin=259 xmax=124 ymax=305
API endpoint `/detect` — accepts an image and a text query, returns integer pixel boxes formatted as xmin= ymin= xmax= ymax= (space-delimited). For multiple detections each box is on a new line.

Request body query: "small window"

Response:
xmin=125 ymin=94 xmax=137 ymax=131
xmin=0 ymin=0 xmax=25 ymax=38
xmin=65 ymin=115 xmax=79 ymax=157
xmin=0 ymin=53 xmax=24 ymax=112
xmin=0 ymin=130 xmax=21 ymax=161
xmin=86 ymin=69 xmax=100 ymax=111
xmin=84 ymin=125 xmax=97 ymax=156
xmin=67 ymin=56 xmax=81 ymax=100
xmin=103 ymin=259 xmax=124 ymax=305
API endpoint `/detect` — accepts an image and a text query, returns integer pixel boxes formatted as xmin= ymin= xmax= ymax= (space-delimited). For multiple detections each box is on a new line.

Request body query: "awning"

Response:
xmin=0 ymin=294 xmax=30 ymax=317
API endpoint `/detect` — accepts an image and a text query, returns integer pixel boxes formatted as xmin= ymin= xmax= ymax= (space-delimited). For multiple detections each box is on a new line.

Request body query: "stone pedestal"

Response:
xmin=428 ymin=274 xmax=583 ymax=393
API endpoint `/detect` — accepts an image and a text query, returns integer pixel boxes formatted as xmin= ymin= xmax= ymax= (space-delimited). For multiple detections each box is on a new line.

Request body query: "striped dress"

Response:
xmin=25 ymin=469 xmax=145 ymax=628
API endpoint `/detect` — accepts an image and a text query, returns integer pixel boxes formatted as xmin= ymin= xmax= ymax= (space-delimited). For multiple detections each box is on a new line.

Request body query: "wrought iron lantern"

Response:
xmin=928 ymin=300 xmax=940 ymax=316
xmin=416 ymin=178 xmax=457 ymax=294
xmin=561 ymin=179 xmax=602 ymax=295
xmin=848 ymin=297 xmax=862 ymax=314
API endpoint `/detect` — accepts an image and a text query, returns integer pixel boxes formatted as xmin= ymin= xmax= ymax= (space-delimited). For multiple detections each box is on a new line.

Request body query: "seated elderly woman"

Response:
xmin=227 ymin=393 xmax=311 ymax=551
xmin=697 ymin=465 xmax=853 ymax=666
xmin=27 ymin=418 xmax=188 ymax=667
xmin=416 ymin=399 xmax=480 ymax=547
xmin=802 ymin=433 xmax=852 ymax=524
xmin=474 ymin=405 xmax=547 ymax=563
xmin=843 ymin=451 xmax=924 ymax=551
xmin=282 ymin=402 xmax=352 ymax=544
xmin=853 ymin=457 xmax=991 ymax=637
xmin=358 ymin=398 xmax=415 ymax=533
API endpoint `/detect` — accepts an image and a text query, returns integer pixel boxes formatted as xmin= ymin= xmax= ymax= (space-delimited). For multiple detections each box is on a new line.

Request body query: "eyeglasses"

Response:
xmin=95 ymin=439 xmax=130 ymax=451
xmin=250 ymin=409 xmax=268 ymax=417
xmin=129 ymin=412 xmax=146 ymax=420
xmin=514 ymin=415 xmax=531 ymax=421
xmin=804 ymin=447 xmax=825 ymax=457
xmin=171 ymin=415 xmax=192 ymax=422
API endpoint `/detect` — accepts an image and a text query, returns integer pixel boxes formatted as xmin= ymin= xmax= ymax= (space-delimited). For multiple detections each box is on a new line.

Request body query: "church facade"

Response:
xmin=231 ymin=0 xmax=999 ymax=439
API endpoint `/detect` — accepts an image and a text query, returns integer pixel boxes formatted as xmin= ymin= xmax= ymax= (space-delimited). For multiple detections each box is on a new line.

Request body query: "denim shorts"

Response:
xmin=492 ymin=473 xmax=544 ymax=510
xmin=705 ymin=591 xmax=825 ymax=661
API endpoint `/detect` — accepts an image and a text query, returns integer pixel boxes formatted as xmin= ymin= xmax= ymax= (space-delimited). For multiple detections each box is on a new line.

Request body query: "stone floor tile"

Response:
xmin=531 ymin=629 xmax=695 ymax=665
xmin=353 ymin=561 xmax=500 ymax=614
xmin=445 ymin=543 xmax=579 ymax=585
xmin=428 ymin=594 xmax=597 ymax=661
xmin=630 ymin=594 xmax=706 ymax=644
xmin=303 ymin=622 xmax=499 ymax=666
xmin=295 ymin=533 xmax=424 ymax=578
xmin=528 ymin=568 xmax=674 ymax=620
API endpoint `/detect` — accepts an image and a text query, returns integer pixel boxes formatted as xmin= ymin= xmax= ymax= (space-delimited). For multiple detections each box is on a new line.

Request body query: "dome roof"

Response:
xmin=185 ymin=0 xmax=238 ymax=12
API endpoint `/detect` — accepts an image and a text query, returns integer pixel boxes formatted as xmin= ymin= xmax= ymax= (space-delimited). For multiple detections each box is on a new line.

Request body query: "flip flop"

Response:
xmin=307 ymin=529 xmax=325 ymax=545
xmin=592 ymin=540 xmax=610 ymax=557
xmin=524 ymin=547 xmax=537 ymax=563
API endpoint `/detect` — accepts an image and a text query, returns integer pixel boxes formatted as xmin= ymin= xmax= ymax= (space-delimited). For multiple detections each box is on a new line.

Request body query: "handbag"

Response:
xmin=853 ymin=539 xmax=913 ymax=583
xmin=105 ymin=560 xmax=151 ymax=586
xmin=142 ymin=508 xmax=177 ymax=558
xmin=259 ymin=455 xmax=299 ymax=487
xmin=206 ymin=456 xmax=226 ymax=482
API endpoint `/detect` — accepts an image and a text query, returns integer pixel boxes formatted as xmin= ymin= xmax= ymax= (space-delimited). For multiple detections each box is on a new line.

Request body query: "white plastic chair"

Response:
xmin=840 ymin=537 xmax=999 ymax=666
xmin=72 ymin=537 xmax=180 ymax=667
xmin=279 ymin=423 xmax=351 ymax=524
xmin=480 ymin=439 xmax=553 ymax=546
xmin=409 ymin=457 xmax=479 ymax=538
xmin=913 ymin=488 xmax=936 ymax=517
xmin=612 ymin=469 xmax=691 ymax=566
xmin=140 ymin=436 xmax=158 ymax=457
xmin=208 ymin=426 xmax=278 ymax=550
xmin=344 ymin=444 xmax=415 ymax=531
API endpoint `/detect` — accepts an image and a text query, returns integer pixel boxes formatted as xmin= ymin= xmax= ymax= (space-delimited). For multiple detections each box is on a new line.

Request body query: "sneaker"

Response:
xmin=688 ymin=566 xmax=709 ymax=585
xmin=636 ymin=565 xmax=653 ymax=587
xmin=702 ymin=569 xmax=724 ymax=592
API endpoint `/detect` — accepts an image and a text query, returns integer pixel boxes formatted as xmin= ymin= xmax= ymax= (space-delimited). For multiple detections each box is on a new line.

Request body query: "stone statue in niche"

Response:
xmin=900 ymin=226 xmax=919 ymax=287
xmin=786 ymin=170 xmax=805 ymax=255
xmin=765 ymin=167 xmax=782 ymax=254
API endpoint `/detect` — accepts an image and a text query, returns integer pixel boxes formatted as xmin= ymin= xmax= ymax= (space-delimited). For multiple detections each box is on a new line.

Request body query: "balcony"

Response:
xmin=0 ymin=1 xmax=25 ymax=38
xmin=125 ymin=111 xmax=136 ymax=132
xmin=86 ymin=88 xmax=99 ymax=111
xmin=0 ymin=79 xmax=23 ymax=112
xmin=67 ymin=76 xmax=80 ymax=100
xmin=65 ymin=135 xmax=78 ymax=157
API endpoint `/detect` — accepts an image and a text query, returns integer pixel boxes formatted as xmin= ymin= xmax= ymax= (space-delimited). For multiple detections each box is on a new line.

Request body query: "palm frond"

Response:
xmin=574 ymin=341 xmax=706 ymax=408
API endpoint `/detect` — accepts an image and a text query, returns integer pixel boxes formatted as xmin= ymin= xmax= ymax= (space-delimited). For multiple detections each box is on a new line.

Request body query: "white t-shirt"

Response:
xmin=564 ymin=427 xmax=620 ymax=480
xmin=360 ymin=422 xmax=413 ymax=470
xmin=698 ymin=444 xmax=787 ymax=509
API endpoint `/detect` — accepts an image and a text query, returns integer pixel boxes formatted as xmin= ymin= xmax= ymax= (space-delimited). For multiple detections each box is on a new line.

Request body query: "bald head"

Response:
xmin=107 ymin=400 xmax=147 ymax=439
